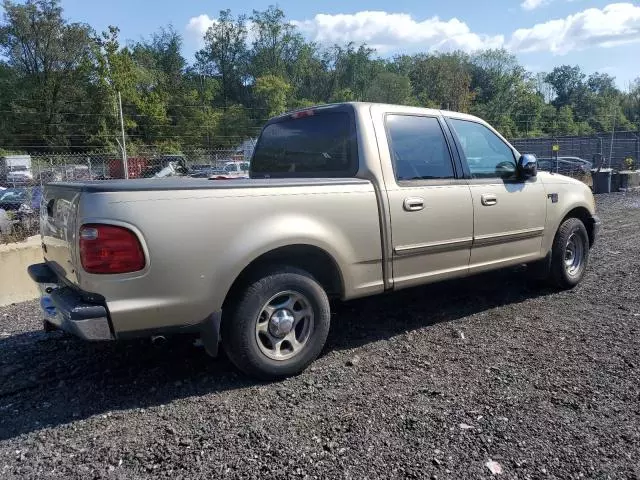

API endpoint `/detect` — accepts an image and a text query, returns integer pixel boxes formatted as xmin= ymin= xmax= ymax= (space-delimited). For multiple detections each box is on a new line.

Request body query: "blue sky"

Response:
xmin=31 ymin=1 xmax=640 ymax=88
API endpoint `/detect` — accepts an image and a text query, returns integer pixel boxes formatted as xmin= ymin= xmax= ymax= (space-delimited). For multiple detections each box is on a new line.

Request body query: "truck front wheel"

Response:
xmin=222 ymin=267 xmax=331 ymax=379
xmin=549 ymin=217 xmax=590 ymax=289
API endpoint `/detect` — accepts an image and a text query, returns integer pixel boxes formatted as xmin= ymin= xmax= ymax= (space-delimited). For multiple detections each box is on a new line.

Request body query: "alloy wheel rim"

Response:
xmin=255 ymin=290 xmax=314 ymax=361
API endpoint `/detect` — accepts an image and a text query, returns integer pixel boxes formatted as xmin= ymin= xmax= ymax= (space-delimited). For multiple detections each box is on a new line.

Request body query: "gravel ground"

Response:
xmin=1 ymin=191 xmax=639 ymax=479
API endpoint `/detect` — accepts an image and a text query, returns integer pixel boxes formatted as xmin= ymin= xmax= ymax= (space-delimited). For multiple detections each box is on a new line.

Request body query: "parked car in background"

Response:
xmin=6 ymin=167 xmax=34 ymax=186
xmin=0 ymin=186 xmax=42 ymax=233
xmin=537 ymin=156 xmax=592 ymax=175
xmin=29 ymin=103 xmax=600 ymax=379
xmin=189 ymin=167 xmax=221 ymax=178
xmin=139 ymin=156 xmax=186 ymax=178
xmin=188 ymin=161 xmax=250 ymax=179
xmin=62 ymin=164 xmax=92 ymax=181
xmin=1 ymin=154 xmax=32 ymax=186
xmin=221 ymin=161 xmax=250 ymax=177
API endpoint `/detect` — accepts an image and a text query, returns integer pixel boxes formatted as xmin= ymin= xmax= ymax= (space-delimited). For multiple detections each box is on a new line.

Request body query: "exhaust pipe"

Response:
xmin=151 ymin=335 xmax=167 ymax=346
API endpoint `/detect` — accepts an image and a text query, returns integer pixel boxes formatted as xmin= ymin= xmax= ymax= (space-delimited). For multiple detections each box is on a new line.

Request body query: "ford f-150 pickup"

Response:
xmin=28 ymin=102 xmax=600 ymax=379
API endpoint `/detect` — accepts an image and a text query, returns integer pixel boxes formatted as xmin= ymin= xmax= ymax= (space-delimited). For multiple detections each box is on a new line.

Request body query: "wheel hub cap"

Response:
xmin=268 ymin=309 xmax=295 ymax=338
xmin=564 ymin=232 xmax=584 ymax=276
xmin=255 ymin=291 xmax=315 ymax=361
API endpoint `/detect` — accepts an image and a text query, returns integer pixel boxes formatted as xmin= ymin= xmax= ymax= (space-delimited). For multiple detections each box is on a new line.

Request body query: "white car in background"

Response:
xmin=6 ymin=167 xmax=34 ymax=186
xmin=210 ymin=161 xmax=250 ymax=179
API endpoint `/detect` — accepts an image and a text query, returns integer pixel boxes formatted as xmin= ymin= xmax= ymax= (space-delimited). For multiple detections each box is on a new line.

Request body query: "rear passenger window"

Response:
xmin=386 ymin=115 xmax=455 ymax=181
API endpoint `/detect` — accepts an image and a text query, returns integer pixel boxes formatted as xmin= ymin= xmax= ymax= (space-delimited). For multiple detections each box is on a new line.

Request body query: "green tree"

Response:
xmin=545 ymin=65 xmax=585 ymax=108
xmin=329 ymin=88 xmax=356 ymax=103
xmin=0 ymin=0 xmax=95 ymax=147
xmin=196 ymin=9 xmax=248 ymax=107
xmin=93 ymin=26 xmax=147 ymax=147
xmin=249 ymin=5 xmax=305 ymax=80
xmin=407 ymin=52 xmax=473 ymax=111
xmin=556 ymin=105 xmax=578 ymax=135
xmin=326 ymin=43 xmax=381 ymax=101
xmin=587 ymin=72 xmax=617 ymax=96
xmin=622 ymin=78 xmax=640 ymax=128
xmin=254 ymin=74 xmax=292 ymax=118
xmin=288 ymin=42 xmax=330 ymax=103
xmin=213 ymin=105 xmax=253 ymax=148
xmin=364 ymin=72 xmax=412 ymax=105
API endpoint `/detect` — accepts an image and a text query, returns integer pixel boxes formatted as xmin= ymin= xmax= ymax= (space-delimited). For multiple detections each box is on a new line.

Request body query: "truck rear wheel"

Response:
xmin=222 ymin=267 xmax=331 ymax=379
xmin=549 ymin=217 xmax=590 ymax=289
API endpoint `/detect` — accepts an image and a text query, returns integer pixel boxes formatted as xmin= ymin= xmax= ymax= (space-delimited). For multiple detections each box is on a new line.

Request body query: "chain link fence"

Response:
xmin=2 ymin=149 xmax=254 ymax=185
xmin=511 ymin=132 xmax=640 ymax=172
xmin=0 ymin=148 xmax=254 ymax=241
xmin=2 ymin=133 xmax=640 ymax=241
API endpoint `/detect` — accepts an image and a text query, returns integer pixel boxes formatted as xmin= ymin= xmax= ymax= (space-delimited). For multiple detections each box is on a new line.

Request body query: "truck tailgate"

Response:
xmin=41 ymin=184 xmax=82 ymax=285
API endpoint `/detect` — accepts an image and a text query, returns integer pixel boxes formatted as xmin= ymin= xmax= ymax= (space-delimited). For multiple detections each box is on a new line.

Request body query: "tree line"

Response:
xmin=0 ymin=0 xmax=639 ymax=153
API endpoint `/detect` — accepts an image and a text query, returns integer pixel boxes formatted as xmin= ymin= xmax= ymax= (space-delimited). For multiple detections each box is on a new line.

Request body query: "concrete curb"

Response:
xmin=0 ymin=235 xmax=41 ymax=306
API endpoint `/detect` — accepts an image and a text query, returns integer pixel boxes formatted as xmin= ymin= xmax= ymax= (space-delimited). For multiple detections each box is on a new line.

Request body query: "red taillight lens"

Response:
xmin=79 ymin=224 xmax=145 ymax=274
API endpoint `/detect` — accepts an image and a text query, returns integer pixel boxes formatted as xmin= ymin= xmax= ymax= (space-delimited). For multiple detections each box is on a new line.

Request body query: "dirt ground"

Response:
xmin=1 ymin=191 xmax=639 ymax=479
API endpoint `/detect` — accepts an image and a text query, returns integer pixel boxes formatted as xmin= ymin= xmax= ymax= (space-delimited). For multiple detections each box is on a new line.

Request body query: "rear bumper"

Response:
xmin=27 ymin=263 xmax=114 ymax=341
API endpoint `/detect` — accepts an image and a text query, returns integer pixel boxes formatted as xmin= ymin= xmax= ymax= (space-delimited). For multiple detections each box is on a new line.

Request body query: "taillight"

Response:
xmin=79 ymin=224 xmax=145 ymax=274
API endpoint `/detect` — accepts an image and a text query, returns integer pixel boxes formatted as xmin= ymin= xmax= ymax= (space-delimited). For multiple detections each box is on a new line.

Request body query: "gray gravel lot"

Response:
xmin=1 ymin=191 xmax=639 ymax=479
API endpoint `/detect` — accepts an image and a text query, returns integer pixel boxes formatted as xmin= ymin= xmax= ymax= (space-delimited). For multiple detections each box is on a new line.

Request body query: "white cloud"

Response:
xmin=185 ymin=3 xmax=640 ymax=57
xmin=291 ymin=11 xmax=504 ymax=54
xmin=521 ymin=0 xmax=551 ymax=11
xmin=186 ymin=14 xmax=216 ymax=47
xmin=509 ymin=3 xmax=640 ymax=54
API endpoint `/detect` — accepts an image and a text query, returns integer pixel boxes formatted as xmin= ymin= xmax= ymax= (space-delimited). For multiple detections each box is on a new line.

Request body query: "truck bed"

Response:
xmin=40 ymin=177 xmax=385 ymax=336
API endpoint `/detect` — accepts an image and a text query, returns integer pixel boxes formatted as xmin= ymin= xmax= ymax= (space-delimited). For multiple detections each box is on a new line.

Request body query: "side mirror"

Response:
xmin=518 ymin=154 xmax=537 ymax=179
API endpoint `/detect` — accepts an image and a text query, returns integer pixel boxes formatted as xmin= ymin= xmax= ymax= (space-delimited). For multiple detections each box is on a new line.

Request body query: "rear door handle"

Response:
xmin=481 ymin=194 xmax=498 ymax=206
xmin=403 ymin=197 xmax=425 ymax=212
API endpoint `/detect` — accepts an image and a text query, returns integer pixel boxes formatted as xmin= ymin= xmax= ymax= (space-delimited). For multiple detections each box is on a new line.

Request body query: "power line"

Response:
xmin=6 ymin=134 xmax=257 ymax=138
xmin=11 ymin=122 xmax=267 ymax=129
xmin=2 ymin=100 xmax=273 ymax=110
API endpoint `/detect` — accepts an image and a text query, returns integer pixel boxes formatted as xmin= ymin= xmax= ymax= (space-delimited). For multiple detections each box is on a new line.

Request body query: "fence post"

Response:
xmin=118 ymin=91 xmax=129 ymax=179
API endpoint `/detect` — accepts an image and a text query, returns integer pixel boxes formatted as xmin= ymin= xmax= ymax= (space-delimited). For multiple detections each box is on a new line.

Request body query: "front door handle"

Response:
xmin=481 ymin=194 xmax=498 ymax=206
xmin=403 ymin=197 xmax=425 ymax=212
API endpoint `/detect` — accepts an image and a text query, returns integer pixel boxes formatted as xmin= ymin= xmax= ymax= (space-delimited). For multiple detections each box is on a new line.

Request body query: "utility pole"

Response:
xmin=608 ymin=109 xmax=616 ymax=169
xmin=118 ymin=91 xmax=129 ymax=179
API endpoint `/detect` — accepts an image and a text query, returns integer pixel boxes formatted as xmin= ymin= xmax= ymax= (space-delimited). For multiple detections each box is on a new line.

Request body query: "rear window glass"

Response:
xmin=251 ymin=112 xmax=357 ymax=177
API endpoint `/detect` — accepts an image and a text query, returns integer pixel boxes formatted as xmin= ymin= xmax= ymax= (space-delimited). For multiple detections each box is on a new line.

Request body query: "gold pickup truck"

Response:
xmin=28 ymin=103 xmax=600 ymax=379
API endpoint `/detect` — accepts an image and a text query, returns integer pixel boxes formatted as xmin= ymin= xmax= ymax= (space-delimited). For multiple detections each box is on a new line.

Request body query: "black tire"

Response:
xmin=549 ymin=217 xmax=590 ymax=289
xmin=221 ymin=267 xmax=330 ymax=380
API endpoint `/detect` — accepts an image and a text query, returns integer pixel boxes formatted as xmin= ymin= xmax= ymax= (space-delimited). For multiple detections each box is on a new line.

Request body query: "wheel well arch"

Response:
xmin=562 ymin=206 xmax=595 ymax=246
xmin=222 ymin=244 xmax=345 ymax=310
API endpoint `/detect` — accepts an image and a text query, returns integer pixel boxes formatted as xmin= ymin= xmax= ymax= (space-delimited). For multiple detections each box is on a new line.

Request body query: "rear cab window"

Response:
xmin=251 ymin=106 xmax=358 ymax=178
